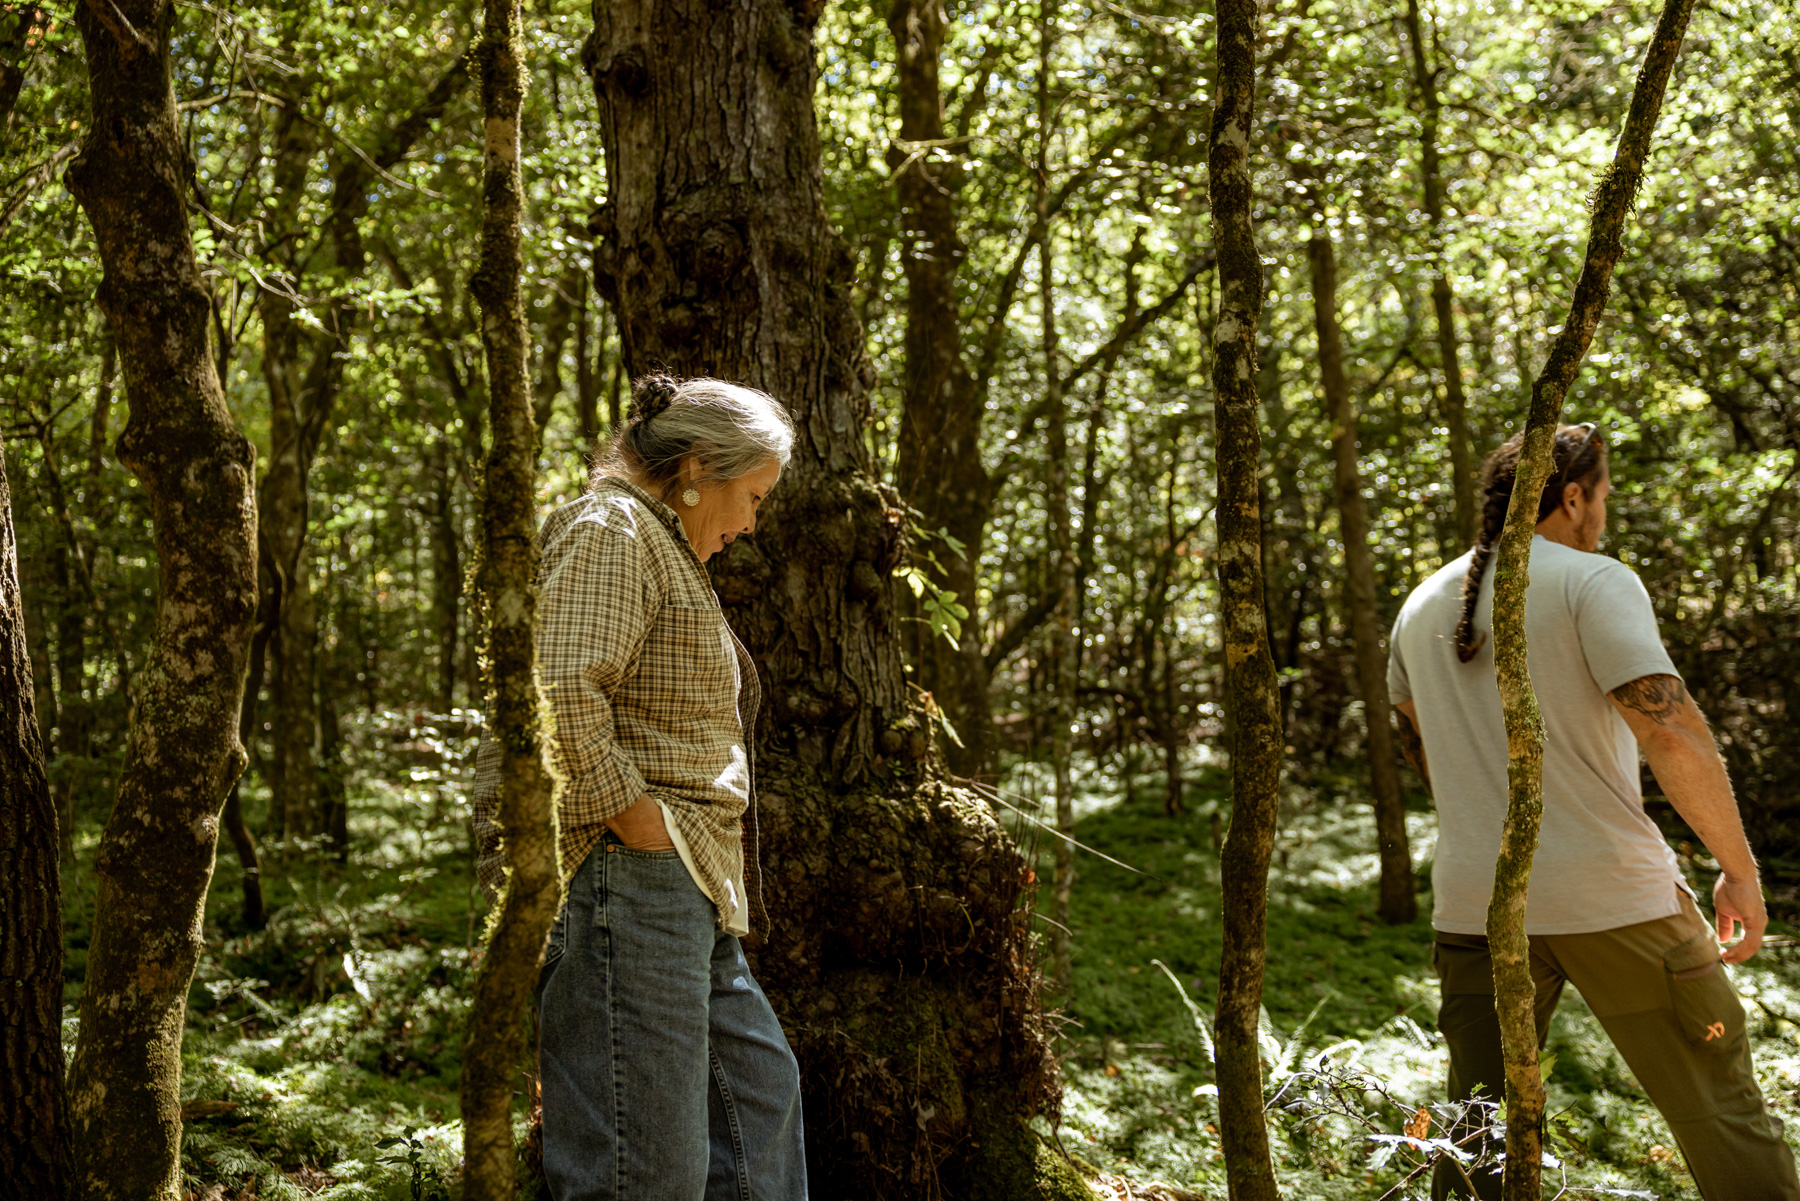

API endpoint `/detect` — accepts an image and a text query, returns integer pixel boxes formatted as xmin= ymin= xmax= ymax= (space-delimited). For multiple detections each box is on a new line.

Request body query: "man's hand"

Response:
xmin=1394 ymin=700 xmax=1430 ymax=794
xmin=606 ymin=794 xmax=676 ymax=853
xmin=1716 ymin=872 xmax=1767 ymax=964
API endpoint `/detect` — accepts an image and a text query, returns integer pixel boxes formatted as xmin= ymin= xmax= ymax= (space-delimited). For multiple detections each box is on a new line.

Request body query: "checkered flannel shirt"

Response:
xmin=470 ymin=477 xmax=764 ymax=936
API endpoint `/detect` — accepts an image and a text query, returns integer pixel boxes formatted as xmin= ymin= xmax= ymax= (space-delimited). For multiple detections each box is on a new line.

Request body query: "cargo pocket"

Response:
xmin=1662 ymin=930 xmax=1745 ymax=1054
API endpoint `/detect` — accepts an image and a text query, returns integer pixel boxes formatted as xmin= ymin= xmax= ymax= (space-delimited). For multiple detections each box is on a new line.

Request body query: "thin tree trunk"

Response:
xmin=257 ymin=102 xmax=323 ymax=844
xmin=262 ymin=62 xmax=468 ymax=844
xmin=887 ymin=0 xmax=991 ymax=778
xmin=1037 ymin=15 xmax=1077 ymax=995
xmin=584 ymin=0 xmax=1081 ymax=1191
xmin=1486 ymin=2 xmax=1696 ymax=1196
xmin=1306 ymin=230 xmax=1416 ymax=925
xmin=533 ymin=268 xmax=581 ymax=455
xmin=1403 ymin=0 xmax=1475 ymax=549
xmin=574 ymin=276 xmax=601 ymax=447
xmin=459 ymin=1 xmax=562 ymax=1196
xmin=224 ymin=577 xmax=272 ymax=932
xmin=63 ymin=3 xmax=262 ymax=1194
xmin=429 ymin=438 xmax=461 ymax=712
xmin=1208 ymin=0 xmax=1282 ymax=1196
xmin=0 ymin=441 xmax=73 ymax=1200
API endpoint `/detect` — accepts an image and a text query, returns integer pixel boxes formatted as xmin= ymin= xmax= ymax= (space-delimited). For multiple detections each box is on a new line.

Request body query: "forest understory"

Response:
xmin=49 ymin=717 xmax=1800 ymax=1201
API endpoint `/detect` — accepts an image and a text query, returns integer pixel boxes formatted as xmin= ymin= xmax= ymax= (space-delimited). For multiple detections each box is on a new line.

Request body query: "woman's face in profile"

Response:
xmin=682 ymin=458 xmax=781 ymax=560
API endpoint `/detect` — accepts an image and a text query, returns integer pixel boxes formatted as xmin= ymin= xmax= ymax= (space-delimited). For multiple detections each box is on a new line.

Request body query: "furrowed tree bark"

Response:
xmin=1208 ymin=0 xmax=1282 ymax=1196
xmin=583 ymin=0 xmax=1080 ymax=1194
xmin=459 ymin=4 xmax=561 ymax=1198
xmin=63 ymin=2 xmax=261 ymax=1196
xmin=1306 ymin=229 xmax=1415 ymax=925
xmin=886 ymin=0 xmax=991 ymax=778
xmin=0 ymin=442 xmax=73 ymax=1200
xmin=1403 ymin=0 xmax=1475 ymax=550
xmin=1486 ymin=1 xmax=1696 ymax=1196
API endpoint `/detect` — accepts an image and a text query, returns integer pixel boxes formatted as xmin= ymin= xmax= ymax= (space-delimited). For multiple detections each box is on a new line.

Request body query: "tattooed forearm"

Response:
xmin=1395 ymin=708 xmax=1430 ymax=792
xmin=1611 ymin=673 xmax=1687 ymax=724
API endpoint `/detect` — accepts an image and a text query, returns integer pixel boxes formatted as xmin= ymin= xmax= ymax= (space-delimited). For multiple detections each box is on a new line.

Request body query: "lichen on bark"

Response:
xmin=1207 ymin=0 xmax=1284 ymax=1196
xmin=1484 ymin=0 xmax=1697 ymax=1196
xmin=458 ymin=0 xmax=562 ymax=1197
xmin=62 ymin=2 xmax=261 ymax=1196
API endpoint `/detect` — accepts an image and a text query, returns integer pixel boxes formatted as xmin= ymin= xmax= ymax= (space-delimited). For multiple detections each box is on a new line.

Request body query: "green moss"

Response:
xmin=953 ymin=1100 xmax=1094 ymax=1201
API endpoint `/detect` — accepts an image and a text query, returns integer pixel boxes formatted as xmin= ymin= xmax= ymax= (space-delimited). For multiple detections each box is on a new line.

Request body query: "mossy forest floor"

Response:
xmin=56 ymin=718 xmax=1800 ymax=1199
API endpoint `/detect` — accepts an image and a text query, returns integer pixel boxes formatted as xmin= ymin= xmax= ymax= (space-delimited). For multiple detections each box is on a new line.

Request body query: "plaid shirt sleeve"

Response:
xmin=472 ymin=510 xmax=664 ymax=901
xmin=536 ymin=515 xmax=663 ymax=824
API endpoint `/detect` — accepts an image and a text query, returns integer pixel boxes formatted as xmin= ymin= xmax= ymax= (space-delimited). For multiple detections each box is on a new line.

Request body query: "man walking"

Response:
xmin=1388 ymin=423 xmax=1800 ymax=1200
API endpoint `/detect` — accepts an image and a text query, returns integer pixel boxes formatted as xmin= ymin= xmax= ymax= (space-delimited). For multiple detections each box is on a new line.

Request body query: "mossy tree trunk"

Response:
xmin=582 ymin=1 xmax=1081 ymax=1195
xmin=0 ymin=442 xmax=72 ymax=1200
xmin=63 ymin=2 xmax=262 ymax=1196
xmin=1305 ymin=227 xmax=1415 ymax=925
xmin=1486 ymin=1 xmax=1696 ymax=1196
xmin=1208 ymin=0 xmax=1283 ymax=1197
xmin=459 ymin=3 xmax=563 ymax=1199
xmin=1403 ymin=0 xmax=1476 ymax=549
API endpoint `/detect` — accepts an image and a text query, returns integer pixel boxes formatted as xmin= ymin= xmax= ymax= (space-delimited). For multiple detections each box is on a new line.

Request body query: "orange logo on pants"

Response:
xmin=1705 ymin=1022 xmax=1726 ymax=1041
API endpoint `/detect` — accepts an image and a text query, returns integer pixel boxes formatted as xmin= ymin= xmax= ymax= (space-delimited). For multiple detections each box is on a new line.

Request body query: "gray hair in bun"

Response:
xmin=590 ymin=373 xmax=795 ymax=499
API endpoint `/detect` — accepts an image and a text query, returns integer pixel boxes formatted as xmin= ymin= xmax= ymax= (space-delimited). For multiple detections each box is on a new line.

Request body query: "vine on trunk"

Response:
xmin=1485 ymin=0 xmax=1698 ymax=1195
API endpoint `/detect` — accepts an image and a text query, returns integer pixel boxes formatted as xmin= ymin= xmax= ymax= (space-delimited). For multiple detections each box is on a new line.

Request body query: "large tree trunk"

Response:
xmin=886 ymin=0 xmax=992 ymax=779
xmin=1208 ymin=0 xmax=1282 ymax=1196
xmin=63 ymin=3 xmax=262 ymax=1196
xmin=1306 ymin=231 xmax=1416 ymax=925
xmin=1485 ymin=1 xmax=1696 ymax=1196
xmin=583 ymin=2 xmax=1079 ymax=1195
xmin=0 ymin=443 xmax=73 ymax=1200
xmin=459 ymin=3 xmax=562 ymax=1197
xmin=1402 ymin=0 xmax=1475 ymax=549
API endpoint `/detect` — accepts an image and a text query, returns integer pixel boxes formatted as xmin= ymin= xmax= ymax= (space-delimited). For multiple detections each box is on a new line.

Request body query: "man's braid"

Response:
xmin=1452 ymin=424 xmax=1609 ymax=664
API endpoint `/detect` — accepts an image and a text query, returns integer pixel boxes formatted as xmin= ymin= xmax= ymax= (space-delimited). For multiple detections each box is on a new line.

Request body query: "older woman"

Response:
xmin=470 ymin=375 xmax=806 ymax=1201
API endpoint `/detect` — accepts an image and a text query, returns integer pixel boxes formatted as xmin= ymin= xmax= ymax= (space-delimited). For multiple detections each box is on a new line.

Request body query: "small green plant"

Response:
xmin=376 ymin=1126 xmax=452 ymax=1201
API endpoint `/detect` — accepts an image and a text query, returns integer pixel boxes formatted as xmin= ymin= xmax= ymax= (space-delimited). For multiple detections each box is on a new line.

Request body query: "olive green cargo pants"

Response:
xmin=1431 ymin=894 xmax=1800 ymax=1200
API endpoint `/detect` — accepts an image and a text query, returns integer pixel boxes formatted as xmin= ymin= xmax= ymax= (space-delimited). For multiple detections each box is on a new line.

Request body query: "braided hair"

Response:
xmin=1452 ymin=423 xmax=1608 ymax=662
xmin=589 ymin=372 xmax=795 ymax=499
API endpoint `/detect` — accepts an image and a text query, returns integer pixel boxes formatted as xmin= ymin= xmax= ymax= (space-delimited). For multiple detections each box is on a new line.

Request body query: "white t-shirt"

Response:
xmin=1388 ymin=536 xmax=1686 ymax=935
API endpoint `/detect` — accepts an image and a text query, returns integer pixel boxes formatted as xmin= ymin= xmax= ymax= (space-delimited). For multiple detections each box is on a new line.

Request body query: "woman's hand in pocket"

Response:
xmin=606 ymin=794 xmax=677 ymax=853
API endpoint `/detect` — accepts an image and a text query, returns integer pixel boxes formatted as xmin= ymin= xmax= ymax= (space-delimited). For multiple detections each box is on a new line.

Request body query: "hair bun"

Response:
xmin=629 ymin=374 xmax=680 ymax=424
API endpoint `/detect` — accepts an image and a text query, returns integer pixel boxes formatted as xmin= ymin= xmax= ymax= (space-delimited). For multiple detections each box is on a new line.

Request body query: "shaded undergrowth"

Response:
xmin=1006 ymin=752 xmax=1800 ymax=1199
xmin=54 ymin=723 xmax=1800 ymax=1198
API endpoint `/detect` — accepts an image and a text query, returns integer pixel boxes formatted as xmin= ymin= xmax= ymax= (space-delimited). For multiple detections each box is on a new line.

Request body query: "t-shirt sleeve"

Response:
xmin=1574 ymin=559 xmax=1680 ymax=695
xmin=1386 ymin=612 xmax=1412 ymax=705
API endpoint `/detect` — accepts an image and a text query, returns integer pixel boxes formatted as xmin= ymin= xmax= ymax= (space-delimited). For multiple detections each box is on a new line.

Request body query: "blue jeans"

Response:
xmin=536 ymin=835 xmax=808 ymax=1201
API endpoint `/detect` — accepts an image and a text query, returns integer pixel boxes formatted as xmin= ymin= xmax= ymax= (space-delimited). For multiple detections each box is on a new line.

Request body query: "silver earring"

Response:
xmin=681 ymin=487 xmax=701 ymax=508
